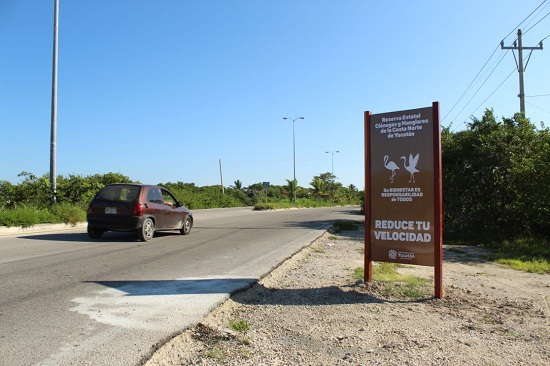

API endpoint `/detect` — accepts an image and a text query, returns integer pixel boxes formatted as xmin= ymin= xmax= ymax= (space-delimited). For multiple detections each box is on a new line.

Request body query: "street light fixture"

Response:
xmin=325 ymin=151 xmax=340 ymax=174
xmin=283 ymin=117 xmax=304 ymax=202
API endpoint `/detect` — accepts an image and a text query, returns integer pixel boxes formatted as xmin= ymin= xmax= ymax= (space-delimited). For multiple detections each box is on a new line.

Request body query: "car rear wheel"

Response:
xmin=139 ymin=218 xmax=155 ymax=242
xmin=87 ymin=226 xmax=104 ymax=239
xmin=180 ymin=216 xmax=192 ymax=235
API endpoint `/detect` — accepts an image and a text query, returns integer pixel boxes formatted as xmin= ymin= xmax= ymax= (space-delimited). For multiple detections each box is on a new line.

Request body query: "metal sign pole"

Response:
xmin=432 ymin=102 xmax=443 ymax=298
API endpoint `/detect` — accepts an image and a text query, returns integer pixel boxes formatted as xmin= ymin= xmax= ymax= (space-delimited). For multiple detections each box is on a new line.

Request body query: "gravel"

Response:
xmin=145 ymin=227 xmax=550 ymax=365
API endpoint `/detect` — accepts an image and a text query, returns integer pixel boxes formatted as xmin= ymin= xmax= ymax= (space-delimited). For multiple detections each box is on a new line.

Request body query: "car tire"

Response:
xmin=87 ymin=226 xmax=104 ymax=239
xmin=180 ymin=216 xmax=192 ymax=235
xmin=139 ymin=218 xmax=155 ymax=242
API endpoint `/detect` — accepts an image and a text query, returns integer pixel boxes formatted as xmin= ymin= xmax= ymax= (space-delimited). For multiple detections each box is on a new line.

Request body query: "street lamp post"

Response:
xmin=283 ymin=117 xmax=304 ymax=202
xmin=325 ymin=151 xmax=340 ymax=174
xmin=50 ymin=0 xmax=59 ymax=201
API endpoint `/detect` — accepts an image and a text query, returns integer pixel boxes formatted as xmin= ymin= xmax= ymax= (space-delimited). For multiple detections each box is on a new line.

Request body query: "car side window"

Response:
xmin=161 ymin=189 xmax=177 ymax=206
xmin=146 ymin=188 xmax=163 ymax=204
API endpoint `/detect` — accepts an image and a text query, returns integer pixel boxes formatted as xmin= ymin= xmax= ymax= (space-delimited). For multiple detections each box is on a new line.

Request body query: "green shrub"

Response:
xmin=0 ymin=205 xmax=58 ymax=227
xmin=50 ymin=203 xmax=87 ymax=226
xmin=332 ymin=220 xmax=359 ymax=232
xmin=253 ymin=202 xmax=278 ymax=210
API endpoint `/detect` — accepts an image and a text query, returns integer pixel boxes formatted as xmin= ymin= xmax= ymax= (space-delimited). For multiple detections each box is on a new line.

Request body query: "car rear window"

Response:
xmin=96 ymin=185 xmax=140 ymax=202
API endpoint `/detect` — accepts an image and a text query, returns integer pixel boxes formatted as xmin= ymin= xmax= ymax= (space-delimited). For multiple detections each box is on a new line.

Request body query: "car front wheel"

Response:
xmin=180 ymin=216 xmax=192 ymax=235
xmin=139 ymin=218 xmax=155 ymax=241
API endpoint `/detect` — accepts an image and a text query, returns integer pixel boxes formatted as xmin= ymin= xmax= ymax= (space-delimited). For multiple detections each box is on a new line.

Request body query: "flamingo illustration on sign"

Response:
xmin=383 ymin=155 xmax=399 ymax=183
xmin=401 ymin=153 xmax=420 ymax=183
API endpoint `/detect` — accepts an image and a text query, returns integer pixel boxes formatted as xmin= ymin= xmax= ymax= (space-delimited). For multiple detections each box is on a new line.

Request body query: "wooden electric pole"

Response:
xmin=501 ymin=29 xmax=543 ymax=115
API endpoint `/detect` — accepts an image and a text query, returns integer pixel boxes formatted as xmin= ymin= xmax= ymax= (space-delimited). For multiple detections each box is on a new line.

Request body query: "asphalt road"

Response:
xmin=0 ymin=206 xmax=362 ymax=366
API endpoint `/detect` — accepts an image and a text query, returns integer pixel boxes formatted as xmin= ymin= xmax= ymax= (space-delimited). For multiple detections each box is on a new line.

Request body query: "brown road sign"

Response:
xmin=364 ymin=102 xmax=443 ymax=297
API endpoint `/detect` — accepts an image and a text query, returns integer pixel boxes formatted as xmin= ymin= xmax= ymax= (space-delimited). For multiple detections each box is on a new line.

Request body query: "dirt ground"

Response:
xmin=145 ymin=227 xmax=550 ymax=366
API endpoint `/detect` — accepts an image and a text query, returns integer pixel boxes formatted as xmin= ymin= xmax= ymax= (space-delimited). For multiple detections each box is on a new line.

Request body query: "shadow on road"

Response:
xmin=18 ymin=231 xmax=140 ymax=242
xmin=17 ymin=231 xmax=184 ymax=242
xmin=85 ymin=278 xmax=258 ymax=296
xmin=83 ymin=277 xmax=395 ymax=305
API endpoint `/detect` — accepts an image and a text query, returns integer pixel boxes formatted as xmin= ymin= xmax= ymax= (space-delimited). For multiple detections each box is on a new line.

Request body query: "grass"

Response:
xmin=0 ymin=203 xmax=86 ymax=227
xmin=353 ymin=262 xmax=430 ymax=299
xmin=352 ymin=267 xmax=364 ymax=280
xmin=494 ymin=258 xmax=549 ymax=274
xmin=253 ymin=198 xmax=349 ymax=210
xmin=229 ymin=319 xmax=251 ymax=335
xmin=204 ymin=346 xmax=224 ymax=360
xmin=488 ymin=237 xmax=550 ymax=274
xmin=229 ymin=318 xmax=252 ymax=346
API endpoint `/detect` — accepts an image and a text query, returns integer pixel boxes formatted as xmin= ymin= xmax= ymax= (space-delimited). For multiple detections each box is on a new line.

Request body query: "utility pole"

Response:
xmin=50 ymin=0 xmax=59 ymax=201
xmin=501 ymin=29 xmax=543 ymax=115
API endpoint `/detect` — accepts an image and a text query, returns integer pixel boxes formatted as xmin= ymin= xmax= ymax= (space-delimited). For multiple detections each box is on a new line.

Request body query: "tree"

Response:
xmin=311 ymin=172 xmax=342 ymax=201
xmin=310 ymin=177 xmax=326 ymax=200
xmin=233 ymin=180 xmax=243 ymax=190
xmin=442 ymin=109 xmax=550 ymax=240
xmin=285 ymin=179 xmax=299 ymax=202
xmin=343 ymin=184 xmax=358 ymax=202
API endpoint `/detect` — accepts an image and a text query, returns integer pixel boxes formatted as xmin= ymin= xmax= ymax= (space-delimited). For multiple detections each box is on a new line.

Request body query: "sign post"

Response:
xmin=364 ymin=102 xmax=443 ymax=298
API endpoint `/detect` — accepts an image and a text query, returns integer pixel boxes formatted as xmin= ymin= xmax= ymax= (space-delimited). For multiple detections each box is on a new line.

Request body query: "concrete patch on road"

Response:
xmin=70 ymin=277 xmax=256 ymax=330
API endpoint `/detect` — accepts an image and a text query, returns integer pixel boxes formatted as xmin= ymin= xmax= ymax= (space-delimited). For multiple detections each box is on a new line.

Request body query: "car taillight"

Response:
xmin=133 ymin=203 xmax=144 ymax=216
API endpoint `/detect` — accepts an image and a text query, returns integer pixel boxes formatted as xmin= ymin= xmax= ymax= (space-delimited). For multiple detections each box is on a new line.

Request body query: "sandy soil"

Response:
xmin=145 ymin=227 xmax=550 ymax=366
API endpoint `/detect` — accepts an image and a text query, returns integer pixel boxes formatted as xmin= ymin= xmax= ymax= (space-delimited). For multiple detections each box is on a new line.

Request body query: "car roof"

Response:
xmin=105 ymin=183 xmax=158 ymax=188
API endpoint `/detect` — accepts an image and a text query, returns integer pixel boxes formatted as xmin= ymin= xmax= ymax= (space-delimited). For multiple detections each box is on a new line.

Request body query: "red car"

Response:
xmin=87 ymin=184 xmax=193 ymax=241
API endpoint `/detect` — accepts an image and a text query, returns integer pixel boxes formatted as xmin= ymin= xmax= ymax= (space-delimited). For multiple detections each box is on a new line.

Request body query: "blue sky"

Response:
xmin=1 ymin=1 xmax=549 ymax=189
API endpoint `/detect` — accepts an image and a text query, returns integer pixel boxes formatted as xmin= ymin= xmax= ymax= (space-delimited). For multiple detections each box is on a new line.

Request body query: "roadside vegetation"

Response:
xmin=1 ymin=110 xmax=548 ymax=274
xmin=443 ymin=110 xmax=550 ymax=273
xmin=352 ymin=263 xmax=431 ymax=299
xmin=0 ymin=171 xmax=362 ymax=228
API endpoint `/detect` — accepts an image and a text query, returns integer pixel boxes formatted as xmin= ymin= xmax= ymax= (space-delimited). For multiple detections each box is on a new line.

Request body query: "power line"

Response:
xmin=444 ymin=0 xmax=549 ymax=127
xmin=463 ymin=67 xmax=517 ymax=125
xmin=527 ymin=93 xmax=550 ymax=97
xmin=521 ymin=1 xmax=550 ymax=36
xmin=526 ymin=101 xmax=550 ymax=114
xmin=506 ymin=0 xmax=549 ymax=40
xmin=524 ymin=9 xmax=550 ymax=35
xmin=441 ymin=45 xmax=500 ymax=124
xmin=449 ymin=51 xmax=510 ymax=131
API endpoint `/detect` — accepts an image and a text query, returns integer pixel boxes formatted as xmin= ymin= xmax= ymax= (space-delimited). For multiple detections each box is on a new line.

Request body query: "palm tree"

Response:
xmin=310 ymin=177 xmax=326 ymax=200
xmin=233 ymin=180 xmax=243 ymax=190
xmin=345 ymin=184 xmax=357 ymax=202
xmin=285 ymin=179 xmax=298 ymax=202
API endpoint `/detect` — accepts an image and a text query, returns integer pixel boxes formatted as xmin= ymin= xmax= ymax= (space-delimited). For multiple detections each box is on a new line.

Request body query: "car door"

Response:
xmin=160 ymin=189 xmax=183 ymax=229
xmin=144 ymin=187 xmax=166 ymax=229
